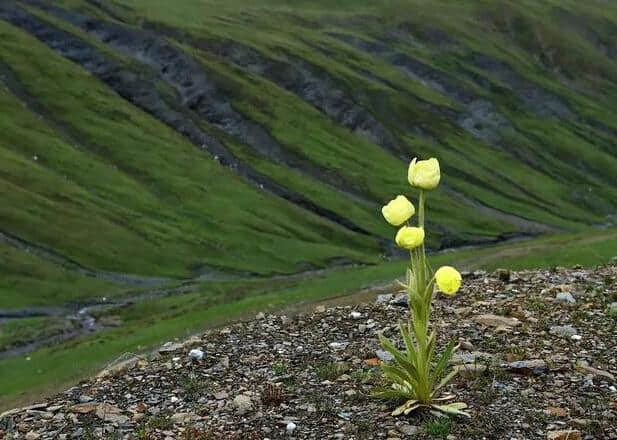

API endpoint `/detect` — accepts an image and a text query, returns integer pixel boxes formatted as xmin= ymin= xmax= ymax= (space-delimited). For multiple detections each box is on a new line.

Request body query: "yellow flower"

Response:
xmin=435 ymin=266 xmax=462 ymax=295
xmin=382 ymin=195 xmax=415 ymax=226
xmin=408 ymin=157 xmax=440 ymax=190
xmin=395 ymin=226 xmax=424 ymax=250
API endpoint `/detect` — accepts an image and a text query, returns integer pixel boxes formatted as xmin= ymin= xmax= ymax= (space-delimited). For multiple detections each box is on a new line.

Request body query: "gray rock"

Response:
xmin=556 ymin=292 xmax=576 ymax=304
xmin=159 ymin=342 xmax=183 ymax=353
xmin=375 ymin=294 xmax=393 ymax=305
xmin=376 ymin=350 xmax=394 ymax=362
xmin=232 ymin=395 xmax=253 ymax=415
xmin=505 ymin=359 xmax=547 ymax=375
xmin=188 ymin=349 xmax=204 ymax=361
xmin=390 ymin=293 xmax=408 ymax=307
xmin=550 ymin=325 xmax=578 ymax=338
xmin=451 ymin=351 xmax=495 ymax=365
xmin=398 ymin=424 xmax=419 ymax=435
xmin=456 ymin=363 xmax=487 ymax=378
xmin=495 ymin=268 xmax=510 ymax=282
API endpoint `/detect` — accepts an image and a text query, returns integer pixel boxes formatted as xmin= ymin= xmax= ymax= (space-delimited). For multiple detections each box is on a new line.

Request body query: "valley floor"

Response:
xmin=1 ymin=227 xmax=617 ymax=413
xmin=1 ymin=265 xmax=616 ymax=439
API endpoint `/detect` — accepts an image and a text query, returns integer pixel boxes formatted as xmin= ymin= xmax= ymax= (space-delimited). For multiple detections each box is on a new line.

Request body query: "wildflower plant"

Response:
xmin=375 ymin=158 xmax=469 ymax=418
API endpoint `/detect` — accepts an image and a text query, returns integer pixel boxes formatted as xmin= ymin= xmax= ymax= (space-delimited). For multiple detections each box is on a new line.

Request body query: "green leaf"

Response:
xmin=432 ymin=369 xmax=459 ymax=395
xmin=378 ymin=334 xmax=419 ymax=380
xmin=431 ymin=402 xmax=471 ymax=418
xmin=392 ymin=399 xmax=420 ymax=416
xmin=426 ymin=329 xmax=436 ymax=365
xmin=381 ymin=364 xmax=418 ymax=390
xmin=399 ymin=323 xmax=418 ymax=367
xmin=371 ymin=388 xmax=413 ymax=401
xmin=430 ymin=339 xmax=456 ymax=387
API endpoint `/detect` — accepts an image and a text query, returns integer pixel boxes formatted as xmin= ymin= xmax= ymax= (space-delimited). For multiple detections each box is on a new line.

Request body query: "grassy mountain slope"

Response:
xmin=0 ymin=0 xmax=616 ymax=303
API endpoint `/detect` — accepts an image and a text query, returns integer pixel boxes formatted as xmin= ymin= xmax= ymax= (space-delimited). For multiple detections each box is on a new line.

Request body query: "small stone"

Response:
xmin=375 ymin=294 xmax=393 ymax=305
xmin=454 ymin=307 xmax=472 ymax=317
xmin=459 ymin=340 xmax=474 ymax=351
xmin=571 ymin=418 xmax=591 ymax=427
xmin=495 ymin=268 xmax=510 ymax=282
xmin=329 ymin=342 xmax=347 ymax=350
xmin=556 ymin=292 xmax=576 ymax=304
xmin=188 ymin=349 xmax=204 ymax=361
xmin=159 ymin=342 xmax=183 ymax=353
xmin=171 ymin=412 xmax=195 ymax=424
xmin=456 ymin=363 xmax=487 ymax=378
xmin=546 ymin=430 xmax=581 ymax=440
xmin=376 ymin=350 xmax=394 ymax=362
xmin=390 ymin=293 xmax=408 ymax=307
xmin=451 ymin=351 xmax=495 ymax=365
xmin=549 ymin=325 xmax=578 ymax=338
xmin=571 ymin=334 xmax=582 ymax=341
xmin=506 ymin=359 xmax=547 ymax=375
xmin=350 ymin=311 xmax=362 ymax=319
xmin=255 ymin=312 xmax=266 ymax=319
xmin=95 ymin=403 xmax=128 ymax=424
xmin=214 ymin=391 xmax=228 ymax=400
xmin=315 ymin=305 xmax=326 ymax=313
xmin=286 ymin=422 xmax=297 ymax=434
xmin=473 ymin=314 xmax=521 ymax=328
xmin=25 ymin=432 xmax=40 ymax=440
xmin=398 ymin=424 xmax=419 ymax=436
xmin=220 ymin=356 xmax=230 ymax=369
xmin=70 ymin=403 xmax=98 ymax=414
xmin=232 ymin=395 xmax=253 ymax=415
xmin=576 ymin=362 xmax=616 ymax=381
xmin=545 ymin=406 xmax=569 ymax=417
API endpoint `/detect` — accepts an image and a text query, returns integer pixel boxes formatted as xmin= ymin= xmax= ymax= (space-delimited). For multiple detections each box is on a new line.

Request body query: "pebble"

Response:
xmin=286 ymin=422 xmax=297 ymax=434
xmin=549 ymin=325 xmax=578 ymax=338
xmin=376 ymin=350 xmax=394 ymax=362
xmin=555 ymin=292 xmax=576 ymax=304
xmin=473 ymin=314 xmax=521 ymax=328
xmin=546 ymin=430 xmax=581 ymax=440
xmin=506 ymin=359 xmax=548 ymax=375
xmin=188 ymin=349 xmax=204 ymax=361
xmin=232 ymin=395 xmax=253 ymax=415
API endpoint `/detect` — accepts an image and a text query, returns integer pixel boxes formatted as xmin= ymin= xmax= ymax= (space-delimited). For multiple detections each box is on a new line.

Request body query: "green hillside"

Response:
xmin=0 ymin=0 xmax=616 ymax=290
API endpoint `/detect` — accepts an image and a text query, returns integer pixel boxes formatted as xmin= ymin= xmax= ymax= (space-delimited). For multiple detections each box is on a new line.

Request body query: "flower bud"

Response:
xmin=435 ymin=266 xmax=462 ymax=295
xmin=395 ymin=226 xmax=425 ymax=250
xmin=408 ymin=157 xmax=440 ymax=190
xmin=382 ymin=195 xmax=415 ymax=226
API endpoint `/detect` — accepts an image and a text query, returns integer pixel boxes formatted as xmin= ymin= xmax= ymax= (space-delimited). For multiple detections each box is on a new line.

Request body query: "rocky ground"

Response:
xmin=1 ymin=265 xmax=617 ymax=440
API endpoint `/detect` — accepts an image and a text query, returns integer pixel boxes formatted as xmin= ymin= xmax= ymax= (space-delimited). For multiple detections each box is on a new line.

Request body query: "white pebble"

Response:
xmin=170 ymin=396 xmax=179 ymax=403
xmin=350 ymin=311 xmax=362 ymax=319
xmin=286 ymin=422 xmax=297 ymax=434
xmin=571 ymin=334 xmax=582 ymax=341
xmin=610 ymin=385 xmax=617 ymax=393
xmin=188 ymin=349 xmax=204 ymax=361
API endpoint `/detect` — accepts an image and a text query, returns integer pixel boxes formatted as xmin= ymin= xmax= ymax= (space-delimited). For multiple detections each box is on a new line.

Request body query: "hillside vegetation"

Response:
xmin=0 ymin=0 xmax=615 ymax=293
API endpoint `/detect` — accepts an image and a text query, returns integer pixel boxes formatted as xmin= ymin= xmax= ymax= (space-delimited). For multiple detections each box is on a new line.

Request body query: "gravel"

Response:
xmin=1 ymin=265 xmax=616 ymax=439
